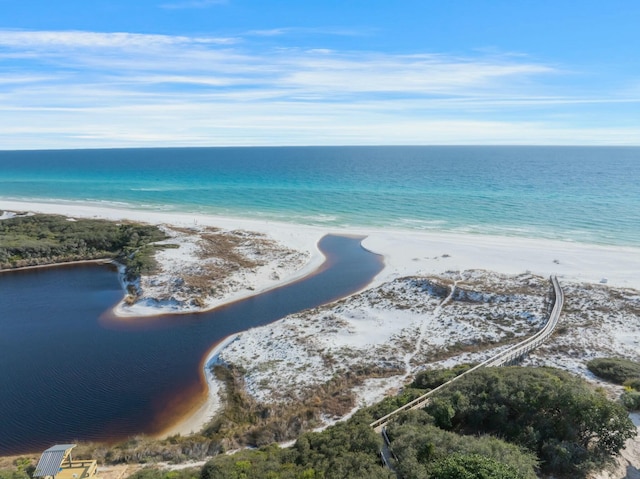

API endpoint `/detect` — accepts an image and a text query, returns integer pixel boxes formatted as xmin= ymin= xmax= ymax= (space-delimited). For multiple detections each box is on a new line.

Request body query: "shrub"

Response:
xmin=0 ymin=214 xmax=167 ymax=280
xmin=200 ymin=427 xmax=393 ymax=479
xmin=129 ymin=467 xmax=200 ymax=479
xmin=0 ymin=471 xmax=29 ymax=479
xmin=430 ymin=453 xmax=530 ymax=479
xmin=388 ymin=414 xmax=538 ymax=479
xmin=586 ymin=357 xmax=640 ymax=385
xmin=411 ymin=363 xmax=474 ymax=390
xmin=423 ymin=366 xmax=635 ymax=476
xmin=623 ymin=378 xmax=640 ymax=391
xmin=620 ymin=390 xmax=640 ymax=411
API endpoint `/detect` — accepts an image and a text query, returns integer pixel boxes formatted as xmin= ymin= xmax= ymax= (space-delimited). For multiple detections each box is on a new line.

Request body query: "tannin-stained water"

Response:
xmin=0 ymin=234 xmax=383 ymax=455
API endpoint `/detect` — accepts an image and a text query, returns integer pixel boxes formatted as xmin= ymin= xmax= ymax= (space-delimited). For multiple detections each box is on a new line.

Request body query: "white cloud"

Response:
xmin=0 ymin=28 xmax=637 ymax=148
xmin=280 ymin=55 xmax=554 ymax=95
xmin=0 ymin=30 xmax=236 ymax=49
xmin=0 ymin=30 xmax=555 ymax=99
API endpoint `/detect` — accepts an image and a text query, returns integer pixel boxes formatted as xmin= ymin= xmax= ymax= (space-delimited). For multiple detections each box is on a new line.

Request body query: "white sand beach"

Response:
xmin=3 ymin=199 xmax=640 ymax=444
xmin=4 ymin=199 xmax=639 ymax=292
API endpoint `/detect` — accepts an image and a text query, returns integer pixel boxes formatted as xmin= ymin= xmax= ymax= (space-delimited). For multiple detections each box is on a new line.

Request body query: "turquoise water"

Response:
xmin=1 ymin=146 xmax=639 ymax=246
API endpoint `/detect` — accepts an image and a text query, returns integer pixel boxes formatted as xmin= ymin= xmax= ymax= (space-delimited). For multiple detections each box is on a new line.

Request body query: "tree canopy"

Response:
xmin=421 ymin=366 xmax=635 ymax=475
xmin=429 ymin=453 xmax=531 ymax=479
xmin=0 ymin=214 xmax=167 ymax=279
xmin=200 ymin=421 xmax=393 ymax=479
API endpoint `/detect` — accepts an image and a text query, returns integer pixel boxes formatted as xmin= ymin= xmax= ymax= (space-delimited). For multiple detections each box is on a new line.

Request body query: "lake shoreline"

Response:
xmin=0 ymin=258 xmax=116 ymax=274
xmin=3 ymin=199 xmax=640 ymax=445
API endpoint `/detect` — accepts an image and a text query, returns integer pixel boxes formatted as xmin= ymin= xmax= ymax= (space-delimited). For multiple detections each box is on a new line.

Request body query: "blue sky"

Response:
xmin=1 ymin=0 xmax=639 ymax=148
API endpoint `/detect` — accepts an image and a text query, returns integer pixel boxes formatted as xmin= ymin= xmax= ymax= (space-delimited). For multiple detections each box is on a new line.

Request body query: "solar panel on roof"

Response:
xmin=33 ymin=444 xmax=77 ymax=478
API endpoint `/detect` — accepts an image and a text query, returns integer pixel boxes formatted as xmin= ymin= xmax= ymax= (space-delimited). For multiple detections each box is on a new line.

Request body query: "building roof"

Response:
xmin=33 ymin=444 xmax=77 ymax=478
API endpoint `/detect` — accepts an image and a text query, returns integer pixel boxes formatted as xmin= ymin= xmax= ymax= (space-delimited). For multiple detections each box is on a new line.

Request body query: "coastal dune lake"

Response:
xmin=0 ymin=235 xmax=383 ymax=455
xmin=2 ymin=145 xmax=640 ymax=454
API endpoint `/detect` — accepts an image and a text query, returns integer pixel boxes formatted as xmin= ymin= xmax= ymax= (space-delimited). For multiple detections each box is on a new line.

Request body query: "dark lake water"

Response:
xmin=0 ymin=235 xmax=383 ymax=455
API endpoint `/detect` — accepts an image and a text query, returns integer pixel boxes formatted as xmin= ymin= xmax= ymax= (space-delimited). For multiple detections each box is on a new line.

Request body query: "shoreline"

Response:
xmin=4 ymin=199 xmax=640 ymax=439
xmin=157 ymin=334 xmax=240 ymax=438
xmin=0 ymin=258 xmax=115 ymax=274
xmin=4 ymin=199 xmax=640 ymax=292
xmin=110 ymin=243 xmax=326 ymax=319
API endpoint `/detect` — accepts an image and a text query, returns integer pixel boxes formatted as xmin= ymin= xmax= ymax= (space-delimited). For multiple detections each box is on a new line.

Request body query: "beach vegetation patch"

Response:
xmin=428 ymin=453 xmax=533 ymax=479
xmin=198 ymin=406 xmax=536 ymax=479
xmin=72 ymin=435 xmax=222 ymax=465
xmin=586 ymin=357 xmax=640 ymax=385
xmin=164 ymin=227 xmax=305 ymax=303
xmin=17 ymin=366 xmax=633 ymax=478
xmin=200 ymin=422 xmax=393 ymax=479
xmin=0 ymin=470 xmax=30 ymax=479
xmin=417 ymin=366 xmax=635 ymax=476
xmin=620 ymin=390 xmax=640 ymax=411
xmin=203 ymin=362 xmax=402 ymax=450
xmin=411 ymin=363 xmax=475 ymax=390
xmin=127 ymin=466 xmax=200 ymax=479
xmin=0 ymin=214 xmax=167 ymax=279
xmin=384 ymin=411 xmax=538 ymax=479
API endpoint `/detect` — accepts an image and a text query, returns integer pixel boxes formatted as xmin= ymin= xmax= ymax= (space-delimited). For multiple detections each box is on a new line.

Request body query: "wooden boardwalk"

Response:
xmin=371 ymin=275 xmax=564 ymax=432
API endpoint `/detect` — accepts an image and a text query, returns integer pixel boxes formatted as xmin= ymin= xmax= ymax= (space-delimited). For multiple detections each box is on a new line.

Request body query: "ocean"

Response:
xmin=1 ymin=146 xmax=638 ymax=454
xmin=1 ymin=146 xmax=639 ymax=247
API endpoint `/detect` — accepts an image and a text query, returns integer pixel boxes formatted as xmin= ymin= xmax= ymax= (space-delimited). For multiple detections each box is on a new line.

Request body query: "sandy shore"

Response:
xmin=158 ymin=334 xmax=240 ymax=438
xmin=3 ymin=199 xmax=640 ymax=438
xmin=4 ymin=199 xmax=640 ymax=291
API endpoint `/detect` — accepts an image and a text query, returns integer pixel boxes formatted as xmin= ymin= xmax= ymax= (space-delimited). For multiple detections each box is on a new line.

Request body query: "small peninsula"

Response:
xmin=1 ymin=205 xmax=640 ymax=479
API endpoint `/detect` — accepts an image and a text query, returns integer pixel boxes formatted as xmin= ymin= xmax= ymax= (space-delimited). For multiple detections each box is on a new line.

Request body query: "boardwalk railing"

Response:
xmin=370 ymin=275 xmax=564 ymax=432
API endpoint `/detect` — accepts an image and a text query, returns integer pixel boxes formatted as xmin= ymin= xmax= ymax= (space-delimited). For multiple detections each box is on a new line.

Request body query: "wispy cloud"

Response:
xmin=0 ymin=30 xmax=237 ymax=48
xmin=0 ymin=28 xmax=637 ymax=148
xmin=0 ymin=30 xmax=554 ymax=99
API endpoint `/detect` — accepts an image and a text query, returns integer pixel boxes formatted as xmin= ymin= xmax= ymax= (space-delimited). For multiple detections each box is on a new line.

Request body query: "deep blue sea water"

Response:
xmin=1 ymin=145 xmax=639 ymax=246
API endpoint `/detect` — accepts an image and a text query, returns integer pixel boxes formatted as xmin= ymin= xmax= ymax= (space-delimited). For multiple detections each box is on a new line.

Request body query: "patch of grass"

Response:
xmin=203 ymin=362 xmax=402 ymax=449
xmin=179 ymin=230 xmax=297 ymax=298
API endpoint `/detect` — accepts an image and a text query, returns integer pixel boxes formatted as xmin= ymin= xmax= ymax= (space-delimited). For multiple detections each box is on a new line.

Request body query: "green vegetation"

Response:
xmin=189 ymin=366 xmax=633 ymax=478
xmin=361 ymin=387 xmax=427 ymax=421
xmin=128 ymin=467 xmax=200 ymax=479
xmin=0 ymin=458 xmax=34 ymax=479
xmin=200 ymin=421 xmax=392 ymax=479
xmin=3 ymin=366 xmax=632 ymax=478
xmin=0 ymin=214 xmax=167 ymax=280
xmin=203 ymin=363 xmax=400 ymax=449
xmin=74 ymin=434 xmax=222 ymax=465
xmin=420 ymin=366 xmax=635 ymax=476
xmin=386 ymin=410 xmax=538 ymax=479
xmin=587 ymin=357 xmax=640 ymax=411
xmin=411 ymin=363 xmax=474 ymax=390
xmin=621 ymin=390 xmax=640 ymax=411
xmin=586 ymin=357 xmax=640 ymax=385
xmin=624 ymin=378 xmax=640 ymax=390
xmin=0 ymin=471 xmax=30 ymax=479
xmin=429 ymin=453 xmax=531 ymax=479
